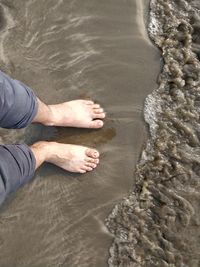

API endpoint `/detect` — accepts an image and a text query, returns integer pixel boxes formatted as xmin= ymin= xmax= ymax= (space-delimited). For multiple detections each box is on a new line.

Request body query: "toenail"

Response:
xmin=94 ymin=104 xmax=100 ymax=109
xmin=93 ymin=152 xmax=99 ymax=157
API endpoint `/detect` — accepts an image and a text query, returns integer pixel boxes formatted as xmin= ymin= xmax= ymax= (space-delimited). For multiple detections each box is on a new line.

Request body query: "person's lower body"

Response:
xmin=0 ymin=70 xmax=105 ymax=204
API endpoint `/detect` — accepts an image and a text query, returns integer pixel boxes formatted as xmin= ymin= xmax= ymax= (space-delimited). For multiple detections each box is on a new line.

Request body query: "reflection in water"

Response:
xmin=55 ymin=127 xmax=116 ymax=147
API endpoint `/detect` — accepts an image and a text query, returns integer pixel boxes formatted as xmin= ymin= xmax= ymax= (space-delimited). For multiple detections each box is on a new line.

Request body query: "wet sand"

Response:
xmin=0 ymin=0 xmax=159 ymax=266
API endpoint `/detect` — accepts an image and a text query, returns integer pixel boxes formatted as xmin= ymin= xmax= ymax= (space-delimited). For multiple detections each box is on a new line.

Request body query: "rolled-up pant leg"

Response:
xmin=0 ymin=71 xmax=38 ymax=205
xmin=0 ymin=145 xmax=36 ymax=204
xmin=0 ymin=70 xmax=38 ymax=129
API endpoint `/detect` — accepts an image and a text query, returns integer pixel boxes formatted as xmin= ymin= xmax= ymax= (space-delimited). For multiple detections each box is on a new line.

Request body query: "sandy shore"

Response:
xmin=0 ymin=0 xmax=159 ymax=266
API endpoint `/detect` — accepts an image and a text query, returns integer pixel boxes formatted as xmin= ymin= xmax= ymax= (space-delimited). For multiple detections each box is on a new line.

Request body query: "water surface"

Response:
xmin=0 ymin=0 xmax=159 ymax=266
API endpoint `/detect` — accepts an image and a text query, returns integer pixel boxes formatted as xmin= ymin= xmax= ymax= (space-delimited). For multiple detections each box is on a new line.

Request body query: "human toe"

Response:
xmin=86 ymin=162 xmax=97 ymax=168
xmin=93 ymin=112 xmax=106 ymax=119
xmin=86 ymin=148 xmax=99 ymax=159
xmin=89 ymin=120 xmax=104 ymax=128
xmin=93 ymin=108 xmax=104 ymax=113
xmin=82 ymin=166 xmax=93 ymax=172
xmin=86 ymin=157 xmax=99 ymax=164
xmin=93 ymin=104 xmax=100 ymax=109
xmin=79 ymin=169 xmax=87 ymax=173
xmin=93 ymin=107 xmax=105 ymax=116
xmin=85 ymin=100 xmax=94 ymax=105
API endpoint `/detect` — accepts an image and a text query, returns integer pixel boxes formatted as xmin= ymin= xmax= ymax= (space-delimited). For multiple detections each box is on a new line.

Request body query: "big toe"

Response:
xmin=86 ymin=148 xmax=99 ymax=159
xmin=90 ymin=120 xmax=104 ymax=129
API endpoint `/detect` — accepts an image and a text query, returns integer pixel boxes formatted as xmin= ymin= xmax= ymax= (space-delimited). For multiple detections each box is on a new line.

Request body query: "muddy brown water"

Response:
xmin=0 ymin=0 xmax=159 ymax=266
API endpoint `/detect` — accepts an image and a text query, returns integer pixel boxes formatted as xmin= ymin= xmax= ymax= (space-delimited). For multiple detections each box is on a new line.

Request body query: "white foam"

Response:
xmin=144 ymin=90 xmax=162 ymax=138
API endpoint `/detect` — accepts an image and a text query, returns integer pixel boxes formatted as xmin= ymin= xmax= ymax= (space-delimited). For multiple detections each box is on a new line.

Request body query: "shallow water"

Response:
xmin=106 ymin=0 xmax=200 ymax=266
xmin=0 ymin=0 xmax=159 ymax=266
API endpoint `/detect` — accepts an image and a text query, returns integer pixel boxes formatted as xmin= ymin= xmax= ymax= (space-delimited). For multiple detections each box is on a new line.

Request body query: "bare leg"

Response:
xmin=30 ymin=141 xmax=99 ymax=173
xmin=32 ymin=98 xmax=105 ymax=128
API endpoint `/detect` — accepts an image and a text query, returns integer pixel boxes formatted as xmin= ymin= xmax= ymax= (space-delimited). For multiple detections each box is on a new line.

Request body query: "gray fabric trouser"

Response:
xmin=0 ymin=70 xmax=38 ymax=205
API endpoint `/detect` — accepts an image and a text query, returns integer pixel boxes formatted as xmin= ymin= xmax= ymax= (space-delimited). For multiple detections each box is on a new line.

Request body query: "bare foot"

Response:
xmin=30 ymin=141 xmax=100 ymax=173
xmin=46 ymin=100 xmax=105 ymax=128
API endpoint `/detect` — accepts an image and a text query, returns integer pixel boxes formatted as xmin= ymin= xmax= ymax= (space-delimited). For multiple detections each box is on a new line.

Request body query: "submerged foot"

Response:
xmin=31 ymin=142 xmax=100 ymax=173
xmin=47 ymin=100 xmax=105 ymax=128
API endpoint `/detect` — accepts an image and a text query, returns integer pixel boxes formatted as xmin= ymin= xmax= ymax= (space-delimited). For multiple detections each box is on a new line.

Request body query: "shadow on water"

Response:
xmin=25 ymin=122 xmax=116 ymax=147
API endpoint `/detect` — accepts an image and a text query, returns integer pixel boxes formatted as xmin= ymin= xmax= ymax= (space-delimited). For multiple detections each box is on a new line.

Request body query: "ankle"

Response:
xmin=47 ymin=103 xmax=72 ymax=127
xmin=32 ymin=98 xmax=55 ymax=126
xmin=30 ymin=141 xmax=52 ymax=168
xmin=43 ymin=105 xmax=61 ymax=126
xmin=42 ymin=141 xmax=59 ymax=163
xmin=42 ymin=105 xmax=55 ymax=126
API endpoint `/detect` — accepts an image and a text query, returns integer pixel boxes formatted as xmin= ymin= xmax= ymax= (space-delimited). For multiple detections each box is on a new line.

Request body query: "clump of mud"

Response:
xmin=106 ymin=0 xmax=200 ymax=266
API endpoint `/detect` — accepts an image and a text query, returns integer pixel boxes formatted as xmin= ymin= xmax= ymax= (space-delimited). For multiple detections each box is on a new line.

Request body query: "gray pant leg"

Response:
xmin=0 ymin=70 xmax=38 ymax=129
xmin=0 ymin=71 xmax=38 ymax=205
xmin=0 ymin=144 xmax=36 ymax=205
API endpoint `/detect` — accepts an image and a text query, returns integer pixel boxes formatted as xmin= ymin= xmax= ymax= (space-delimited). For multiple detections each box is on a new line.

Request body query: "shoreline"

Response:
xmin=106 ymin=0 xmax=200 ymax=266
